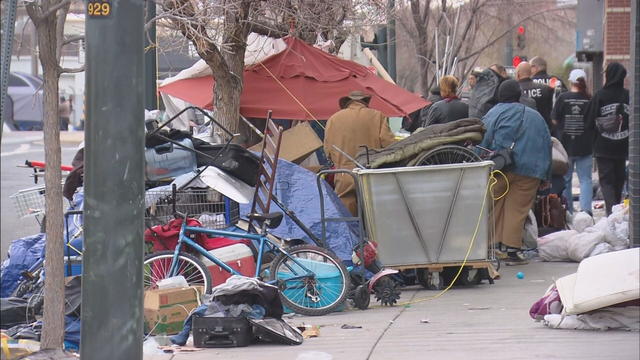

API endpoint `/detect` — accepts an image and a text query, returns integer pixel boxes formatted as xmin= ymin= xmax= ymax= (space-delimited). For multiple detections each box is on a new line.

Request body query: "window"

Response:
xmin=9 ymin=74 xmax=29 ymax=87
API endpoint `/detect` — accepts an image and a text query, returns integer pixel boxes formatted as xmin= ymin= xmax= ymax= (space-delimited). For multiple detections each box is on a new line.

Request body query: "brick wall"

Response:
xmin=604 ymin=0 xmax=631 ymax=85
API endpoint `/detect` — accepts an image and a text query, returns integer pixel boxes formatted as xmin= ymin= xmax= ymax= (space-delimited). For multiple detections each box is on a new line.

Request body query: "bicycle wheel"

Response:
xmin=143 ymin=251 xmax=212 ymax=293
xmin=269 ymin=244 xmax=349 ymax=316
xmin=414 ymin=145 xmax=481 ymax=166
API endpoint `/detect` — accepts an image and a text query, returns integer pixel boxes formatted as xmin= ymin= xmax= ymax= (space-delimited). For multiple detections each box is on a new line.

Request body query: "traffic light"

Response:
xmin=512 ymin=55 xmax=528 ymax=67
xmin=516 ymin=26 xmax=526 ymax=50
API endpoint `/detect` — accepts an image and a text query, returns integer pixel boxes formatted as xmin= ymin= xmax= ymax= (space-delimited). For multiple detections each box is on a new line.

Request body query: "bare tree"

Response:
xmin=24 ymin=0 xmax=83 ymax=350
xmin=397 ymin=0 xmax=575 ymax=95
xmin=152 ymin=0 xmax=384 ymax=135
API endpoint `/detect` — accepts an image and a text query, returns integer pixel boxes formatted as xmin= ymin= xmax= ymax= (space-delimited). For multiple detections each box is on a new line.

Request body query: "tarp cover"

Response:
xmin=159 ymin=37 xmax=427 ymax=120
xmin=0 ymin=234 xmax=46 ymax=298
xmin=240 ymin=158 xmax=358 ymax=261
xmin=0 ymin=193 xmax=84 ymax=297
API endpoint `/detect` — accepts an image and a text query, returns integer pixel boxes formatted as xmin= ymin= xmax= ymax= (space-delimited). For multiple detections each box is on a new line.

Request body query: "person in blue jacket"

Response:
xmin=479 ymin=79 xmax=551 ymax=265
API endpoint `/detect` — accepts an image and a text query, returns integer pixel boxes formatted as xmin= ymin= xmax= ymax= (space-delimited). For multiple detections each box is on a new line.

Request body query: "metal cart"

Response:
xmin=354 ymin=161 xmax=498 ymax=290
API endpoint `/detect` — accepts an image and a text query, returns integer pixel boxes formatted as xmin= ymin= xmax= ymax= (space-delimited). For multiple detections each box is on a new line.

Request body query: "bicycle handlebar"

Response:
xmin=25 ymin=160 xmax=73 ymax=172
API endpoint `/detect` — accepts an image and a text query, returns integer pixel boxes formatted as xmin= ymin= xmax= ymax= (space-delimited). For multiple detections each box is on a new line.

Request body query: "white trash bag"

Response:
xmin=567 ymin=231 xmax=605 ymax=262
xmin=538 ymin=230 xmax=577 ymax=262
xmin=571 ymin=211 xmax=594 ymax=233
xmin=522 ymin=210 xmax=538 ymax=249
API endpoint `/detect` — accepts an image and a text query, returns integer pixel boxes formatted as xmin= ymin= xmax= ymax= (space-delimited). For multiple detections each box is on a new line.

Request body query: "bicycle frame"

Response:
xmin=166 ymin=220 xmax=318 ymax=285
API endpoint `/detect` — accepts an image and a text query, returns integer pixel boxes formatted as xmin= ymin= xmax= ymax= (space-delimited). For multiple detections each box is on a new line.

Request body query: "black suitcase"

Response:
xmin=192 ymin=316 xmax=253 ymax=348
xmin=194 ymin=143 xmax=260 ymax=186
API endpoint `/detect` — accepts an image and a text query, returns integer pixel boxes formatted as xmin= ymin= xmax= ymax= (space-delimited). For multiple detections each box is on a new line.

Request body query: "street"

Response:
xmin=1 ymin=131 xmax=79 ymax=260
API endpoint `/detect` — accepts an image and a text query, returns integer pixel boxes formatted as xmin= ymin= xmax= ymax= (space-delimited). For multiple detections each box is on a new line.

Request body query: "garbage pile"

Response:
xmin=143 ymin=275 xmax=302 ymax=354
xmin=537 ymin=203 xmax=630 ymax=262
xmin=529 ymin=248 xmax=639 ymax=331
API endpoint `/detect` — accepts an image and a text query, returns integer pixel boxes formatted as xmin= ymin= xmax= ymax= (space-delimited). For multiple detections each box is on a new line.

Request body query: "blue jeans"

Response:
xmin=563 ymin=155 xmax=593 ymax=214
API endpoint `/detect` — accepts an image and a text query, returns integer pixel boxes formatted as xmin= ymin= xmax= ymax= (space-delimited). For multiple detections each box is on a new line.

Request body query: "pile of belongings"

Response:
xmin=537 ymin=203 xmax=630 ymax=262
xmin=355 ymin=118 xmax=485 ymax=169
xmin=529 ymin=248 xmax=639 ymax=331
xmin=0 ymin=276 xmax=83 ymax=355
xmin=168 ymin=276 xmax=303 ymax=348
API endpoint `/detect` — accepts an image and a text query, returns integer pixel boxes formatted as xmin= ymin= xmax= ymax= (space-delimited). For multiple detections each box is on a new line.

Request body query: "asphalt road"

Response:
xmin=1 ymin=131 xmax=78 ymax=260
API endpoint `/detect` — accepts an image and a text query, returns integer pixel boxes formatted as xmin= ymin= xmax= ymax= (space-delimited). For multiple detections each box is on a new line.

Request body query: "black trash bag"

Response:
xmin=0 ymin=297 xmax=36 ymax=329
xmin=250 ymin=318 xmax=303 ymax=345
xmin=5 ymin=321 xmax=42 ymax=341
xmin=192 ymin=141 xmax=260 ymax=187
xmin=64 ymin=276 xmax=82 ymax=317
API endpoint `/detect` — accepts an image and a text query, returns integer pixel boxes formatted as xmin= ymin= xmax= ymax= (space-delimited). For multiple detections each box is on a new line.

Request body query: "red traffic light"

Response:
xmin=512 ymin=55 xmax=522 ymax=67
xmin=517 ymin=26 xmax=525 ymax=35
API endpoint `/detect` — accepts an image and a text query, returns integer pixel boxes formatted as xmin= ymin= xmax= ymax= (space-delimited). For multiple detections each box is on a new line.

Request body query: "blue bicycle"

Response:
xmin=143 ymin=211 xmax=350 ymax=316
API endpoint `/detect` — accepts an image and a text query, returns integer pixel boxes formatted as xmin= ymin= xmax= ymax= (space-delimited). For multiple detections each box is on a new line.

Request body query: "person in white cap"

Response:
xmin=550 ymin=69 xmax=593 ymax=215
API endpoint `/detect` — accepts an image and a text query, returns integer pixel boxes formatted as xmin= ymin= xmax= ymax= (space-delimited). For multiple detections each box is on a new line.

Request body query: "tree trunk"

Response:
xmin=214 ymin=75 xmax=242 ymax=136
xmin=40 ymin=67 xmax=65 ymax=350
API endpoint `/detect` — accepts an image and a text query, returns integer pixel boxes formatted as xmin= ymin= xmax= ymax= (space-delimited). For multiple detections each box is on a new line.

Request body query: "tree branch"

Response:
xmin=42 ymin=0 xmax=73 ymax=18
xmin=60 ymin=65 xmax=85 ymax=74
xmin=62 ymin=35 xmax=84 ymax=46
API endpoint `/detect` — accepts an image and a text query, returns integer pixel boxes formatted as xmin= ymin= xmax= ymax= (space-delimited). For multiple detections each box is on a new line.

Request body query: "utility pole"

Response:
xmin=0 ymin=0 xmax=18 ymax=139
xmin=81 ymin=0 xmax=145 ymax=358
xmin=386 ymin=0 xmax=396 ymax=82
xmin=144 ymin=0 xmax=158 ymax=110
xmin=630 ymin=0 xmax=639 ymax=247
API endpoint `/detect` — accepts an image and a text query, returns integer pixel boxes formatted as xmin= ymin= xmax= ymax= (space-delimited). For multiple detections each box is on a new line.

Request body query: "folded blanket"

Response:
xmin=356 ymin=118 xmax=485 ymax=169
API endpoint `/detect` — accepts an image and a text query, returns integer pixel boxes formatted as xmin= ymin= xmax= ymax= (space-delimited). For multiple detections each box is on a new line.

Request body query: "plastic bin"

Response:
xmin=276 ymin=258 xmax=343 ymax=308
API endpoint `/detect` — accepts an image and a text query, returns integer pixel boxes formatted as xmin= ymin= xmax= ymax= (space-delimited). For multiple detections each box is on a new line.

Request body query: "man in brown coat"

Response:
xmin=324 ymin=91 xmax=396 ymax=215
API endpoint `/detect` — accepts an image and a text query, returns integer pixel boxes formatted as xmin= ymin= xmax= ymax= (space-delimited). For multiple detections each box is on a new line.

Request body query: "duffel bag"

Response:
xmin=194 ymin=143 xmax=260 ymax=186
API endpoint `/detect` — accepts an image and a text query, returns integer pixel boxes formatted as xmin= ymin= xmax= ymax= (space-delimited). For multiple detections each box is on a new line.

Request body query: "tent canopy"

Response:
xmin=158 ymin=37 xmax=427 ymax=120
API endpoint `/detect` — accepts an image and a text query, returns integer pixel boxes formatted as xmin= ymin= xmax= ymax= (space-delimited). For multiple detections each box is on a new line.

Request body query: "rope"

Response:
xmin=258 ymin=62 xmax=325 ymax=129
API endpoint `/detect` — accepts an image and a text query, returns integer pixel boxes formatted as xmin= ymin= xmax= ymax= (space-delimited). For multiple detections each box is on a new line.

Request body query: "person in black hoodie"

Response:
xmin=422 ymin=75 xmax=469 ymax=126
xmin=584 ymin=62 xmax=629 ymax=215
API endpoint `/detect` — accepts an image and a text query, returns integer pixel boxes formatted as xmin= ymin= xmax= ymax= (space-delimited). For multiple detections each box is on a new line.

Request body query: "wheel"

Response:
xmin=373 ymin=276 xmax=401 ymax=306
xmin=414 ymin=145 xmax=481 ymax=166
xmin=143 ymin=251 xmax=212 ymax=294
xmin=418 ymin=270 xmax=445 ymax=290
xmin=353 ymin=284 xmax=371 ymax=310
xmin=269 ymin=244 xmax=349 ymax=316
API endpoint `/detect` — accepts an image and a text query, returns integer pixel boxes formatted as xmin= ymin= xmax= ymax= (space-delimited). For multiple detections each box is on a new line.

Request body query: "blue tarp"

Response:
xmin=240 ymin=158 xmax=359 ymax=261
xmin=0 ymin=233 xmax=46 ymax=298
xmin=0 ymin=192 xmax=84 ymax=297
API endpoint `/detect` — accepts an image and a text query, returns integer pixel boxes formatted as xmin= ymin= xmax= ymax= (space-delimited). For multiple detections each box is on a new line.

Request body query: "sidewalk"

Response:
xmin=145 ymin=260 xmax=639 ymax=360
xmin=1 ymin=130 xmax=84 ymax=146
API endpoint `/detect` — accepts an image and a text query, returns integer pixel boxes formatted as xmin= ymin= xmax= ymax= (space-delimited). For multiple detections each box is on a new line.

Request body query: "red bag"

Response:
xmin=144 ymin=217 xmax=206 ymax=252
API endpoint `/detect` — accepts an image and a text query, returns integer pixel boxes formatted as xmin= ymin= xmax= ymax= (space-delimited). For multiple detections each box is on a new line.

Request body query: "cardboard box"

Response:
xmin=250 ymin=121 xmax=322 ymax=164
xmin=144 ymin=286 xmax=202 ymax=335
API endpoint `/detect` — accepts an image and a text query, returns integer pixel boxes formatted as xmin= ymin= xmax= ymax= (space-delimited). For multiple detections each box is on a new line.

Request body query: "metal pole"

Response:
xmin=386 ymin=0 xmax=396 ymax=82
xmin=630 ymin=0 xmax=639 ymax=247
xmin=0 ymin=0 xmax=18 ymax=140
xmin=144 ymin=0 xmax=158 ymax=110
xmin=81 ymin=0 xmax=145 ymax=358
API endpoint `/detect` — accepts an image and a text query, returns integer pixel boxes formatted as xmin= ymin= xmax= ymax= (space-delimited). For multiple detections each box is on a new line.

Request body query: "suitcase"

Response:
xmin=192 ymin=316 xmax=252 ymax=348
xmin=145 ymin=138 xmax=197 ymax=181
xmin=200 ymin=243 xmax=257 ymax=287
xmin=194 ymin=143 xmax=260 ymax=186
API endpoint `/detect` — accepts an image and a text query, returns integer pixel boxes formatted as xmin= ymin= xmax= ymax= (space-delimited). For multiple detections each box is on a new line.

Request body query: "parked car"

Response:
xmin=6 ymin=72 xmax=44 ymax=130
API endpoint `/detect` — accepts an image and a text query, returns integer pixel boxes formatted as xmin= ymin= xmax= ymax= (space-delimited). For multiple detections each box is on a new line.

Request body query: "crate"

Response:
xmin=145 ymin=188 xmax=240 ymax=229
xmin=192 ymin=316 xmax=252 ymax=348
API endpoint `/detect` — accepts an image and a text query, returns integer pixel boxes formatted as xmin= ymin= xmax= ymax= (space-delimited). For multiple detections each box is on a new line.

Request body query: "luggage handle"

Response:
xmin=154 ymin=142 xmax=173 ymax=155
xmin=203 ymin=335 xmax=234 ymax=346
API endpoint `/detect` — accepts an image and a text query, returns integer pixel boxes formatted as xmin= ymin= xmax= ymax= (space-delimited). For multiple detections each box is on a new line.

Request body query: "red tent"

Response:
xmin=158 ymin=37 xmax=428 ymax=120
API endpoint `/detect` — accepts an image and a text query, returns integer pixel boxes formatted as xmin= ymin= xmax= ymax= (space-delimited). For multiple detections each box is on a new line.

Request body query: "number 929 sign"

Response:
xmin=87 ymin=0 xmax=112 ymax=18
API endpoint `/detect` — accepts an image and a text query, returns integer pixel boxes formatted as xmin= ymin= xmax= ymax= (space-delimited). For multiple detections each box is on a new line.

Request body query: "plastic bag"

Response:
xmin=537 ymin=230 xmax=577 ymax=261
xmin=588 ymin=242 xmax=614 ymax=257
xmin=604 ymin=205 xmax=629 ymax=249
xmin=522 ymin=210 xmax=538 ymax=249
xmin=571 ymin=212 xmax=594 ymax=233
xmin=567 ymin=231 xmax=605 ymax=262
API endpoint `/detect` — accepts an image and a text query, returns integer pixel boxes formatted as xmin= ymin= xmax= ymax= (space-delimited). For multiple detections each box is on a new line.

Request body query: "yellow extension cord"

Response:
xmin=370 ymin=169 xmax=509 ymax=308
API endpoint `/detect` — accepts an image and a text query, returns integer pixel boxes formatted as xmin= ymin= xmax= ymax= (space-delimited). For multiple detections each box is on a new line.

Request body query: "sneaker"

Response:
xmin=504 ymin=251 xmax=529 ymax=266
